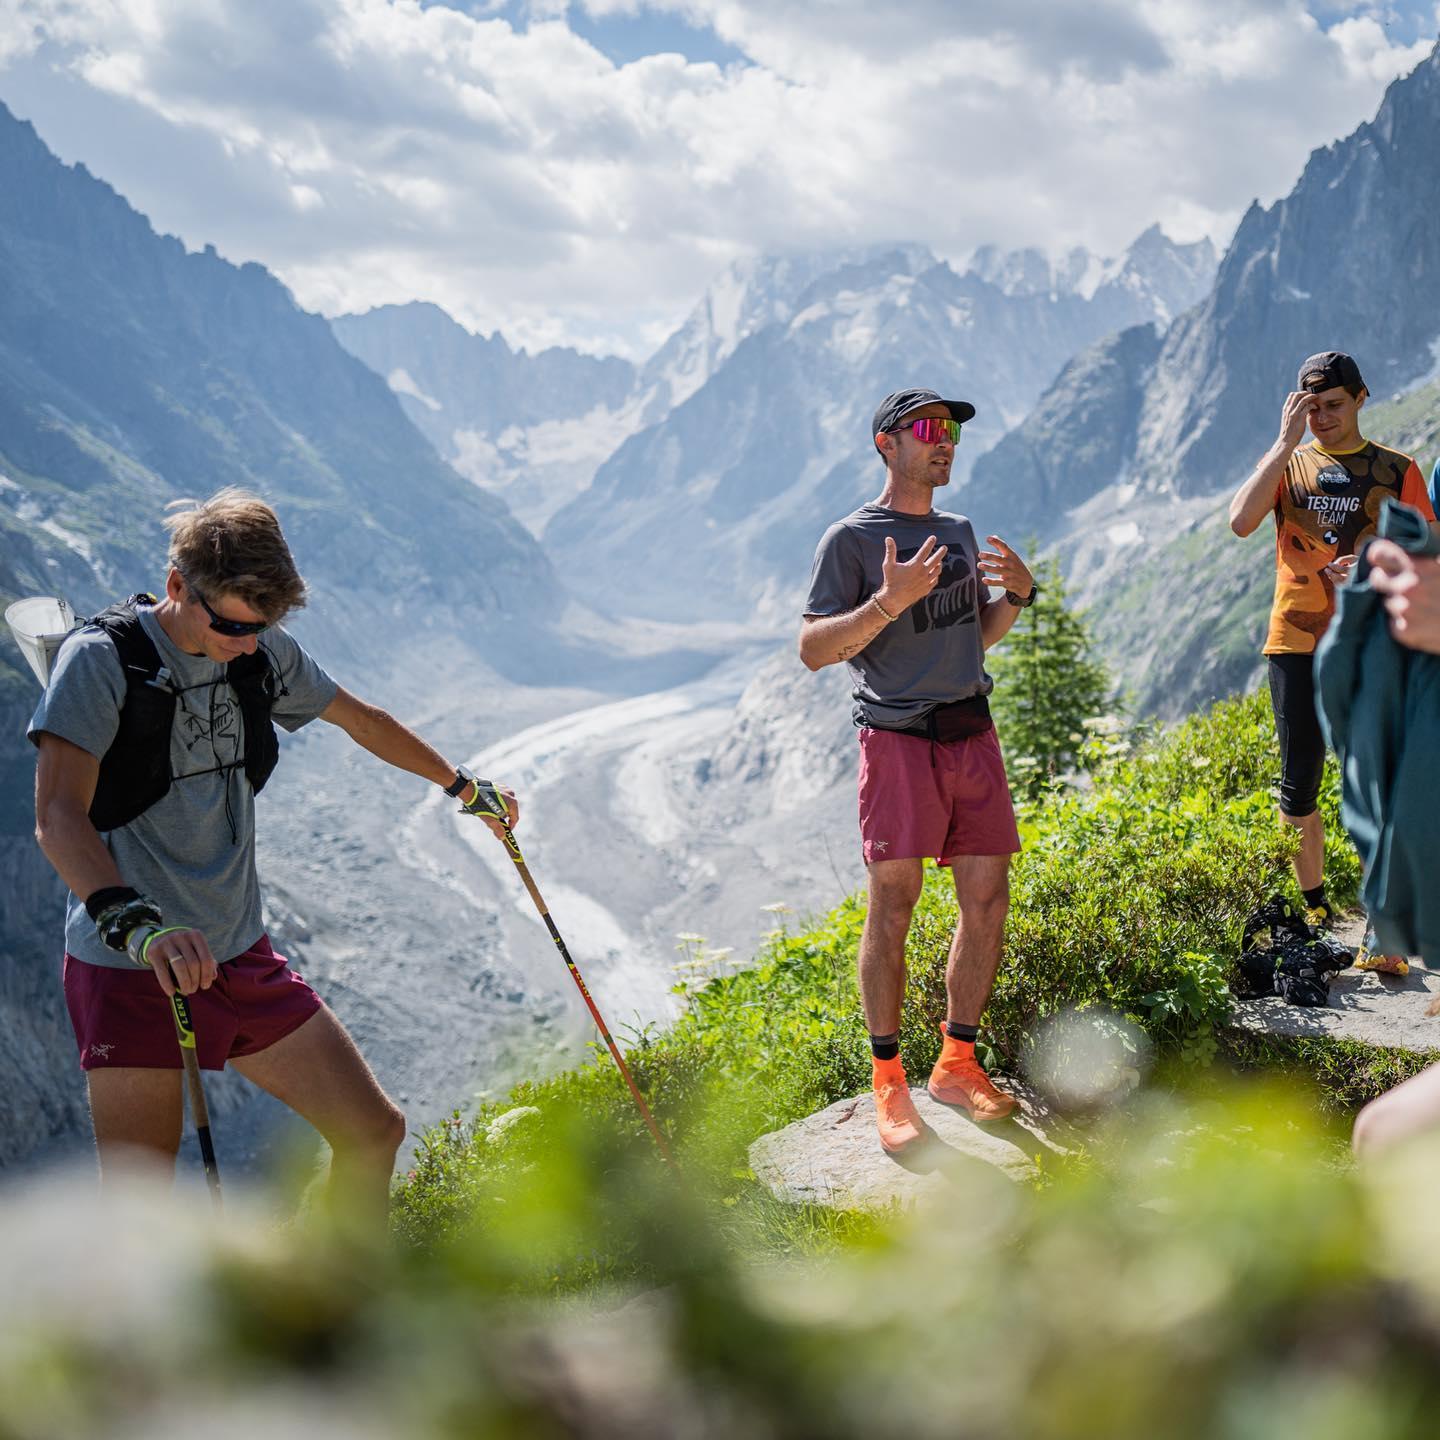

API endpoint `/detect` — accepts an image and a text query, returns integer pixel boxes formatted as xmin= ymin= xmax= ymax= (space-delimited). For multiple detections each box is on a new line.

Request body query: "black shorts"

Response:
xmin=1267 ymin=653 xmax=1325 ymax=818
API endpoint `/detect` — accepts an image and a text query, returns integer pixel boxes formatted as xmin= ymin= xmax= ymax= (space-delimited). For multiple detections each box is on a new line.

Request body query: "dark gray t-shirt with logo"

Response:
xmin=805 ymin=503 xmax=994 ymax=730
xmin=28 ymin=609 xmax=337 ymax=968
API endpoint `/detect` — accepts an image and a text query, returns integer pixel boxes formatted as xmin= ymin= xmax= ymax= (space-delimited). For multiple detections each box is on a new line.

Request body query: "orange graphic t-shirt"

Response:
xmin=1264 ymin=440 xmax=1436 ymax=655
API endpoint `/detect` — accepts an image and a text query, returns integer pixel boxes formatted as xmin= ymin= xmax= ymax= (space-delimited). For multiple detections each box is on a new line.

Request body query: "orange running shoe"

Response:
xmin=872 ymin=1056 xmax=925 ymax=1155
xmin=928 ymin=1037 xmax=1017 ymax=1122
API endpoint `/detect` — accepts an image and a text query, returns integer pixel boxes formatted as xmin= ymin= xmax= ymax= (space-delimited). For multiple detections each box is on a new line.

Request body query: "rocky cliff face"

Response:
xmin=330 ymin=303 xmax=636 ymax=533
xmin=953 ymin=322 xmax=1165 ymax=537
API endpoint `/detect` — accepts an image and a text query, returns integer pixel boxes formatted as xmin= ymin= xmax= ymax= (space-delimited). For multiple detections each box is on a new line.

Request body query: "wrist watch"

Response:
xmin=1005 ymin=584 xmax=1039 ymax=608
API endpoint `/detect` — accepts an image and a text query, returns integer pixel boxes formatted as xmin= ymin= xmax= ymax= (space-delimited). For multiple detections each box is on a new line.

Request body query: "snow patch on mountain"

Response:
xmin=386 ymin=367 xmax=442 ymax=412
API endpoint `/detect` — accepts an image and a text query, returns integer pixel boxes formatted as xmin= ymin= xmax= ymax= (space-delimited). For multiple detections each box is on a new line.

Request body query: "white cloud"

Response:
xmin=0 ymin=0 xmax=1434 ymax=357
xmin=1329 ymin=13 xmax=1434 ymax=78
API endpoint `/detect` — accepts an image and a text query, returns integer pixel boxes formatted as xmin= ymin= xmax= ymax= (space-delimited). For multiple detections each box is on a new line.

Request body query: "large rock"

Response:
xmin=749 ymin=1083 xmax=1076 ymax=1210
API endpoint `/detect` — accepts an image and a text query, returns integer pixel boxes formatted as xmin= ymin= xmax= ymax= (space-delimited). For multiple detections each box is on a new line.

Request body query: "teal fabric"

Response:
xmin=1315 ymin=500 xmax=1440 ymax=963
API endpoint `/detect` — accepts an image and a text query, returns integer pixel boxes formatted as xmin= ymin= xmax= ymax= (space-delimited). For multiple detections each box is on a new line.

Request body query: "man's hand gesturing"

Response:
xmin=978 ymin=536 xmax=1034 ymax=597
xmin=878 ymin=534 xmax=947 ymax=614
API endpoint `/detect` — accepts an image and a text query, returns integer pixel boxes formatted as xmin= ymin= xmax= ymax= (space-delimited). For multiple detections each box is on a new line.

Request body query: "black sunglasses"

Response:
xmin=187 ymin=583 xmax=270 ymax=637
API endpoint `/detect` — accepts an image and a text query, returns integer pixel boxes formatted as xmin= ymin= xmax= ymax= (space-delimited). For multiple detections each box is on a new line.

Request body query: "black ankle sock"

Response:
xmin=944 ymin=1021 xmax=979 ymax=1043
xmin=869 ymin=1031 xmax=900 ymax=1061
xmin=1302 ymin=885 xmax=1330 ymax=913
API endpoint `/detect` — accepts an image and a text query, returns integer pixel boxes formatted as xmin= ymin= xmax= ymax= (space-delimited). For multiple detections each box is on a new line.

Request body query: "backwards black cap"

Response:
xmin=1298 ymin=351 xmax=1365 ymax=395
xmin=872 ymin=388 xmax=977 ymax=453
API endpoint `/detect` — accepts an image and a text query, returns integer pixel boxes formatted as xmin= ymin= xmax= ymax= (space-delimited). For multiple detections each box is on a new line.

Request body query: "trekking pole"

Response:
xmin=168 ymin=975 xmax=223 ymax=1210
xmin=459 ymin=776 xmax=678 ymax=1170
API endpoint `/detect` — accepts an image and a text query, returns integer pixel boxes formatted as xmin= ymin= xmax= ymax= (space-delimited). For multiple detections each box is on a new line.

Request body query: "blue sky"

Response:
xmin=1 ymin=2 xmax=1436 ymax=356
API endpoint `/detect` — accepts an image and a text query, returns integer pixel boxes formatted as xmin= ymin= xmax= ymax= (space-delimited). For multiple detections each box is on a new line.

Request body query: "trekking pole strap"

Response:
xmin=450 ymin=766 xmax=511 ymax=824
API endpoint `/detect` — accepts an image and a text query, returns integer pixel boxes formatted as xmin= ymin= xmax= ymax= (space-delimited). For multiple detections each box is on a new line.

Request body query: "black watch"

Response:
xmin=444 ymin=766 xmax=475 ymax=798
xmin=1005 ymin=584 xmax=1039 ymax=609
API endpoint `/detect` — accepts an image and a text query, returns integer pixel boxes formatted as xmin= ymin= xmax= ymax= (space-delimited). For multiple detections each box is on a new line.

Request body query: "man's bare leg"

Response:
xmin=859 ymin=857 xmax=926 ymax=1153
xmin=88 ymin=1068 xmax=183 ymax=1181
xmin=944 ymin=853 xmax=1012 ymax=1025
xmin=928 ymin=853 xmax=1015 ymax=1120
xmin=232 ymin=1006 xmax=405 ymax=1232
xmin=1281 ymin=808 xmax=1325 ymax=893
xmin=858 ymin=858 xmax=924 ymax=1033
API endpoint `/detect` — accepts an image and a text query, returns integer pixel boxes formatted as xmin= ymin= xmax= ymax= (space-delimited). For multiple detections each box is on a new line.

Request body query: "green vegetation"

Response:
xmin=988 ymin=555 xmax=1113 ymax=797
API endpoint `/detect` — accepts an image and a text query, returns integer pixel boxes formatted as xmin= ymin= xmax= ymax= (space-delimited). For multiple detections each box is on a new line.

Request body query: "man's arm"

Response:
xmin=1230 ymin=391 xmax=1315 ymax=537
xmin=799 ymin=535 xmax=947 ymax=670
xmin=319 ymin=687 xmax=518 ymax=833
xmin=34 ymin=733 xmax=217 ymax=994
xmin=35 ymin=734 xmax=121 ymax=900
xmin=976 ymin=535 xmax=1034 ymax=650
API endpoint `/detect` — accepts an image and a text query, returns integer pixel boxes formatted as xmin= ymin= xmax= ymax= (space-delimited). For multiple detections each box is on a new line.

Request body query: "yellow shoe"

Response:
xmin=1355 ymin=947 xmax=1409 ymax=977
xmin=1355 ymin=928 xmax=1409 ymax=976
xmin=872 ymin=1056 xmax=925 ymax=1155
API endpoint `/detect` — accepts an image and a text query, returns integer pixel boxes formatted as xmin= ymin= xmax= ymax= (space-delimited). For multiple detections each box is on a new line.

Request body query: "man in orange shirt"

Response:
xmin=1230 ymin=351 xmax=1435 ymax=940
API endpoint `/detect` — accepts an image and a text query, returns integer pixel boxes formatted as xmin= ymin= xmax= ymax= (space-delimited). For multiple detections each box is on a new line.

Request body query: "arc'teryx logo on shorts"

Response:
xmin=89 ymin=1042 xmax=113 ymax=1061
xmin=897 ymin=548 xmax=978 ymax=635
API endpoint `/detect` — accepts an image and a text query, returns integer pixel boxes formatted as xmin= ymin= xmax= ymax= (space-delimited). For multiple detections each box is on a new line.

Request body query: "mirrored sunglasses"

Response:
xmin=894 ymin=417 xmax=962 ymax=445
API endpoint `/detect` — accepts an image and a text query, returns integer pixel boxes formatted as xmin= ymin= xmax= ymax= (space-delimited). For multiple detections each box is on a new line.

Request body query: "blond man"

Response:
xmin=30 ymin=489 xmax=513 ymax=1219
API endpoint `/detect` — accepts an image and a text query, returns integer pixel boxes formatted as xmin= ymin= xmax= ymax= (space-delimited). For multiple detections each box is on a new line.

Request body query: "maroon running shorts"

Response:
xmin=857 ymin=726 xmax=1021 ymax=865
xmin=63 ymin=933 xmax=322 ymax=1071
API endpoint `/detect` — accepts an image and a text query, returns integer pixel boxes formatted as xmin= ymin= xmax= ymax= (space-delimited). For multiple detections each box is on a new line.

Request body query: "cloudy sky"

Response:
xmin=0 ymin=0 xmax=1436 ymax=358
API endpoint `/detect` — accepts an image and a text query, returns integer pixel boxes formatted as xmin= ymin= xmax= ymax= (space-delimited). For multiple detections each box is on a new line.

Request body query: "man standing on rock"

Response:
xmin=1229 ymin=352 xmax=1435 ymax=944
xmin=799 ymin=388 xmax=1036 ymax=1154
xmin=29 ymin=488 xmax=516 ymax=1220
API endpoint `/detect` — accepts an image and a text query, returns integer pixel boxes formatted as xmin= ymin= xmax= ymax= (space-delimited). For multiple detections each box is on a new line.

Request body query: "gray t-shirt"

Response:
xmin=28 ymin=609 xmax=337 ymax=968
xmin=805 ymin=503 xmax=995 ymax=729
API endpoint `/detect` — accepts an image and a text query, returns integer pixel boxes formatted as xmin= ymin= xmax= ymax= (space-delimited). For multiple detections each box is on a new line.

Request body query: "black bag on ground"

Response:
xmin=1234 ymin=895 xmax=1354 ymax=1006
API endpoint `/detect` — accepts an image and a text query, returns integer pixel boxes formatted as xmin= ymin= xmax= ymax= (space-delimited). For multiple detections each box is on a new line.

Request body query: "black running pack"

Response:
xmin=1235 ymin=893 xmax=1353 ymax=1007
xmin=69 ymin=594 xmax=283 ymax=831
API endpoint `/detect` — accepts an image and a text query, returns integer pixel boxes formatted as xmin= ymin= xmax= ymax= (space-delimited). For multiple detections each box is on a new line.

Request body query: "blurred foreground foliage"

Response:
xmin=6 ymin=1087 xmax=1440 ymax=1439
xmin=6 ymin=691 xmax=1417 ymax=1440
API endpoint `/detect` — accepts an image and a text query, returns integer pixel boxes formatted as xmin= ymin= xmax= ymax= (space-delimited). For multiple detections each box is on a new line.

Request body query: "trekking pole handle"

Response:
xmin=451 ymin=768 xmax=512 ymax=826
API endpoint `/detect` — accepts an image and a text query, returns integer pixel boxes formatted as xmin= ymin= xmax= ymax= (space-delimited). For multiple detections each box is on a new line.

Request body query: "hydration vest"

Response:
xmin=73 ymin=594 xmax=283 ymax=831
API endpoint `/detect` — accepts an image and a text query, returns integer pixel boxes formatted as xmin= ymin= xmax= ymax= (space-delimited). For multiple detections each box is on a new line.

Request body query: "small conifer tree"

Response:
xmin=987 ymin=555 xmax=1113 ymax=798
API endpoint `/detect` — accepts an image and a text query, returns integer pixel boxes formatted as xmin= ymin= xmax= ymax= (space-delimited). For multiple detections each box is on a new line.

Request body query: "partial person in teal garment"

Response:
xmin=1430 ymin=455 xmax=1439 ymax=517
xmin=1315 ymin=498 xmax=1440 ymax=1156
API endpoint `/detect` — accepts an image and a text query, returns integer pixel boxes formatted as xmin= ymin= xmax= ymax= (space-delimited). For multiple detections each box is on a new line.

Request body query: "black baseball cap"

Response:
xmin=1298 ymin=351 xmax=1365 ymax=395
xmin=872 ymin=387 xmax=977 ymax=451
